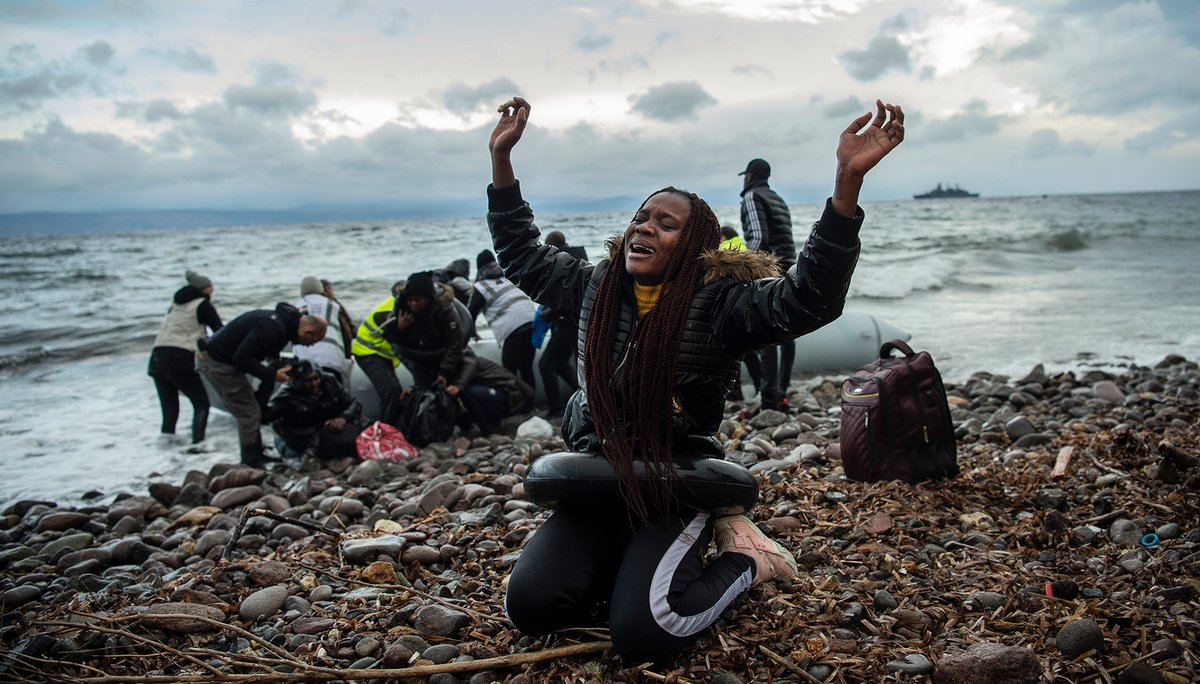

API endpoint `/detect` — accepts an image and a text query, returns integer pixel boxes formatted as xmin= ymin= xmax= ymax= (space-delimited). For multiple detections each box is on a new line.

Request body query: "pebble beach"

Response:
xmin=1 ymin=355 xmax=1197 ymax=683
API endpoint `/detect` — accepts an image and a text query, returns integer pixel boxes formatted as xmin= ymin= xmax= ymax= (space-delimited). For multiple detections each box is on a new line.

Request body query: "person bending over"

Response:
xmin=486 ymin=96 xmax=903 ymax=664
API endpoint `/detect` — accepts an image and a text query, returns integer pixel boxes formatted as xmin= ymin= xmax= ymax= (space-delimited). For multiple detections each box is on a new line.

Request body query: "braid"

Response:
xmin=584 ymin=187 xmax=722 ymax=521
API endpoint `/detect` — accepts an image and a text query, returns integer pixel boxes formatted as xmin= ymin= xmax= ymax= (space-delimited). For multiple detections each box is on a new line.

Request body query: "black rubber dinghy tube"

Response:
xmin=522 ymin=451 xmax=759 ymax=515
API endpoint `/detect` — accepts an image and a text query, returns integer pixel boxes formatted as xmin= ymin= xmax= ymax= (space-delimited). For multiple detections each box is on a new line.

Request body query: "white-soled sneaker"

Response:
xmin=715 ymin=514 xmax=798 ymax=585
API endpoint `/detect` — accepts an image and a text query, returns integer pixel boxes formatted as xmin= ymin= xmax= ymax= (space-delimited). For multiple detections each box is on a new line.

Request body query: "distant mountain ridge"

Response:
xmin=0 ymin=194 xmax=652 ymax=236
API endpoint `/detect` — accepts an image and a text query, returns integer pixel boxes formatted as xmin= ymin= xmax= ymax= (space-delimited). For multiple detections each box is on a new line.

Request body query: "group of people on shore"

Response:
xmin=148 ymin=247 xmax=588 ymax=467
xmin=149 ymin=92 xmax=905 ymax=667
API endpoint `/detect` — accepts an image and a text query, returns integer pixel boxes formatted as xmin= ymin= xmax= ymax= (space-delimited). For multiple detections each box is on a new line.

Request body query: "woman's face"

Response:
xmin=624 ymin=192 xmax=690 ymax=286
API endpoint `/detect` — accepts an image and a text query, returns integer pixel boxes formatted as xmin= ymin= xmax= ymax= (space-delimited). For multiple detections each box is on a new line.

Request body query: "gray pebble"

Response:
xmin=421 ymin=643 xmax=460 ymax=665
xmin=239 ymin=585 xmax=289 ymax=622
xmin=1109 ymin=519 xmax=1143 ymax=546
xmin=885 ymin=653 xmax=933 ymax=675
xmin=1056 ymin=618 xmax=1104 ymax=658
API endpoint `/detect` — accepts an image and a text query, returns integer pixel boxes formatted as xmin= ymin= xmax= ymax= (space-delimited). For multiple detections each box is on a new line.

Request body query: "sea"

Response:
xmin=2 ymin=190 xmax=1198 ymax=508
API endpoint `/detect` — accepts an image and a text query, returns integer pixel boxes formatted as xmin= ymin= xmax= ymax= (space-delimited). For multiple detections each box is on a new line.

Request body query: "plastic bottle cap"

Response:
xmin=1141 ymin=533 xmax=1161 ymax=547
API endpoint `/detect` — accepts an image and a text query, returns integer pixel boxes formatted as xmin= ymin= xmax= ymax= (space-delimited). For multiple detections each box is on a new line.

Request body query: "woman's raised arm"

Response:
xmin=489 ymin=97 xmax=530 ymax=190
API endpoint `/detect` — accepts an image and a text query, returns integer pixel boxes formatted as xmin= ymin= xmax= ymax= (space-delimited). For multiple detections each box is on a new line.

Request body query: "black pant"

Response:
xmin=502 ymin=323 xmax=536 ymax=395
xmin=356 ymin=354 xmax=401 ymax=424
xmin=758 ymin=341 xmax=795 ymax=407
xmin=149 ymin=347 xmax=210 ymax=443
xmin=460 ymin=385 xmax=509 ymax=434
xmin=538 ymin=323 xmax=578 ymax=414
xmin=505 ymin=508 xmax=754 ymax=664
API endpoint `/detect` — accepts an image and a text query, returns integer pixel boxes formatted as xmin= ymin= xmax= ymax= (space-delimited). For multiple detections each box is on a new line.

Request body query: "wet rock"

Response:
xmin=210 ymin=485 xmax=264 ymax=511
xmin=935 ymin=641 xmax=1039 ymax=684
xmin=415 ymin=604 xmax=470 ymax=637
xmin=1093 ymin=381 xmax=1126 ymax=404
xmin=249 ymin=560 xmax=291 ymax=586
xmin=140 ymin=602 xmax=226 ymax=633
xmin=341 ymin=535 xmax=405 ymax=564
xmin=148 ymin=482 xmax=180 ymax=507
xmin=1055 ymin=618 xmax=1105 ymax=658
xmin=1109 ymin=519 xmax=1144 ymax=546
xmin=380 ymin=643 xmax=416 ymax=667
xmin=748 ymin=409 xmax=788 ymax=429
xmin=35 ymin=512 xmax=92 ymax=533
xmin=886 ymin=653 xmax=933 ymax=675
xmin=1013 ymin=433 xmax=1054 ymax=448
xmin=422 ymin=643 xmax=460 ymax=664
xmin=194 ymin=529 xmax=231 ymax=558
xmin=1005 ymin=416 xmax=1036 ymax=441
xmin=3 ymin=585 xmax=44 ymax=609
xmin=1115 ymin=662 xmax=1163 ymax=684
xmin=965 ymin=591 xmax=1006 ymax=610
xmin=1032 ymin=488 xmax=1067 ymax=510
xmin=347 ymin=459 xmax=385 ymax=485
xmin=873 ymin=590 xmax=898 ymax=611
xmin=289 ymin=616 xmax=335 ymax=635
xmin=239 ymin=585 xmax=289 ymax=622
xmin=173 ymin=482 xmax=211 ymax=508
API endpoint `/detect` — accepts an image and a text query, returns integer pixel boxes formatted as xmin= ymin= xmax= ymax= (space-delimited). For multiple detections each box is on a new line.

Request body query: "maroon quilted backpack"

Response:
xmin=839 ymin=340 xmax=958 ymax=483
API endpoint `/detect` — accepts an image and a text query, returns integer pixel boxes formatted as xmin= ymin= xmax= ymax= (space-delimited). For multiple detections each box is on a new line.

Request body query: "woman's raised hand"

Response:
xmin=837 ymin=99 xmax=904 ymax=179
xmin=489 ymin=97 xmax=531 ymax=157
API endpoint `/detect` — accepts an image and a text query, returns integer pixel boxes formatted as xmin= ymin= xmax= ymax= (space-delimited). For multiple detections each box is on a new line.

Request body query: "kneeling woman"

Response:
xmin=487 ymin=96 xmax=903 ymax=664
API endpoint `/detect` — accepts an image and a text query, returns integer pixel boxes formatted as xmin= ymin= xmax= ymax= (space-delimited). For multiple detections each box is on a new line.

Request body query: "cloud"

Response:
xmin=732 ymin=63 xmax=773 ymax=79
xmin=839 ymin=16 xmax=912 ymax=81
xmin=627 ymin=81 xmax=717 ymax=122
xmin=574 ymin=31 xmax=613 ymax=52
xmin=1123 ymin=115 xmax=1200 ymax=153
xmin=923 ymin=99 xmax=1010 ymax=143
xmin=645 ymin=0 xmax=867 ymax=24
xmin=144 ymin=47 xmax=216 ymax=74
xmin=222 ymin=83 xmax=317 ymax=117
xmin=0 ymin=0 xmax=150 ymax=24
xmin=440 ymin=78 xmax=521 ymax=115
xmin=1025 ymin=129 xmax=1095 ymax=159
xmin=821 ymin=96 xmax=868 ymax=118
xmin=0 ymin=42 xmax=109 ymax=114
xmin=78 ymin=41 xmax=115 ymax=66
xmin=985 ymin=1 xmax=1200 ymax=116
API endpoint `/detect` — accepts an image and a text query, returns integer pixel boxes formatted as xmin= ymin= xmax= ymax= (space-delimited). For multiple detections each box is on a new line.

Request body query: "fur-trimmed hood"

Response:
xmin=604 ymin=234 xmax=783 ymax=285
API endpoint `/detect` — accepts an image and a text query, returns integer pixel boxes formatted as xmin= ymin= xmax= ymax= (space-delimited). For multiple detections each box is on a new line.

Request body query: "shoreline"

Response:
xmin=1 ymin=356 xmax=1197 ymax=682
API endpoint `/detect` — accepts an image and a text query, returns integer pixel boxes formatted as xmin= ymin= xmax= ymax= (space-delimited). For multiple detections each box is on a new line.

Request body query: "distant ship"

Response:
xmin=914 ymin=183 xmax=979 ymax=199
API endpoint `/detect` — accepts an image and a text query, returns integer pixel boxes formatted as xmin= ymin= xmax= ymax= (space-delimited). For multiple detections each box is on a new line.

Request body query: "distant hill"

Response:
xmin=0 ymin=193 xmax=648 ymax=236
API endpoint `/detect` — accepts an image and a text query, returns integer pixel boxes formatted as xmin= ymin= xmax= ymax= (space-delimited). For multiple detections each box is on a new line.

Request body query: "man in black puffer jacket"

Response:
xmin=198 ymin=302 xmax=326 ymax=466
xmin=739 ymin=157 xmax=799 ymax=412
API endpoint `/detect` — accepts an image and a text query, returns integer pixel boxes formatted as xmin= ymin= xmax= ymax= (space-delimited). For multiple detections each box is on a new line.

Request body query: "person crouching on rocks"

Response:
xmin=264 ymin=360 xmax=364 ymax=462
xmin=486 ymin=95 xmax=904 ymax=664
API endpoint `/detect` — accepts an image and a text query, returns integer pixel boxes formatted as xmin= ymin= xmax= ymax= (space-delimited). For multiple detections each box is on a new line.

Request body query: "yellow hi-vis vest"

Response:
xmin=719 ymin=235 xmax=747 ymax=251
xmin=351 ymin=296 xmax=399 ymax=365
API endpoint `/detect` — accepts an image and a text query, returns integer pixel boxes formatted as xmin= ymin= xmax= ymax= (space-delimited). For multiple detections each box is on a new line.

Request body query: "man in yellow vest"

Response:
xmin=719 ymin=224 xmax=747 ymax=251
xmin=352 ymin=282 xmax=404 ymax=424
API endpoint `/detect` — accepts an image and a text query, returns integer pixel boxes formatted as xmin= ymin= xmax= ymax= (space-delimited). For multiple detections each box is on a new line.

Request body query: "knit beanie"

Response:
xmin=476 ymin=249 xmax=496 ymax=269
xmin=405 ymin=271 xmax=436 ymax=301
xmin=186 ymin=270 xmax=212 ymax=290
xmin=300 ymin=275 xmax=323 ymax=296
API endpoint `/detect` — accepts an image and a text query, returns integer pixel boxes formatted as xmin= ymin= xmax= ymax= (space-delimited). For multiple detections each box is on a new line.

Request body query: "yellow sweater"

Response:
xmin=633 ymin=283 xmax=662 ymax=318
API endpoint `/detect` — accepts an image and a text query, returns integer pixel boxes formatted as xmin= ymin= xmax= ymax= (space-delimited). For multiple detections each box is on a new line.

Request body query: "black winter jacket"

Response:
xmin=452 ymin=348 xmax=535 ymax=414
xmin=740 ymin=179 xmax=797 ymax=269
xmin=204 ymin=303 xmax=302 ymax=382
xmin=383 ymin=282 xmax=465 ymax=387
xmin=487 ymin=181 xmax=863 ymax=457
xmin=264 ymin=370 xmax=362 ymax=452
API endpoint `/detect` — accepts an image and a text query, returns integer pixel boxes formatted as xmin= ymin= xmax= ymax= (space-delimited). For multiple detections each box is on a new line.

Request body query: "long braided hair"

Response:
xmin=583 ymin=187 xmax=722 ymax=521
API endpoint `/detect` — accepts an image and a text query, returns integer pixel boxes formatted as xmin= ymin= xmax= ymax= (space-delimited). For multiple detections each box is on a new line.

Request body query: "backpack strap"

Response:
xmin=880 ymin=339 xmax=915 ymax=358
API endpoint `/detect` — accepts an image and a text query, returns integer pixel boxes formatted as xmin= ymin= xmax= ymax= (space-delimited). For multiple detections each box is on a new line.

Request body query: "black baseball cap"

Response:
xmin=738 ymin=158 xmax=771 ymax=178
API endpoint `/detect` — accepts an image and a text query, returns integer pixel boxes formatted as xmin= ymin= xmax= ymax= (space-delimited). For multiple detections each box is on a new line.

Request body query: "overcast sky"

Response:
xmin=1 ymin=0 xmax=1198 ymax=217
